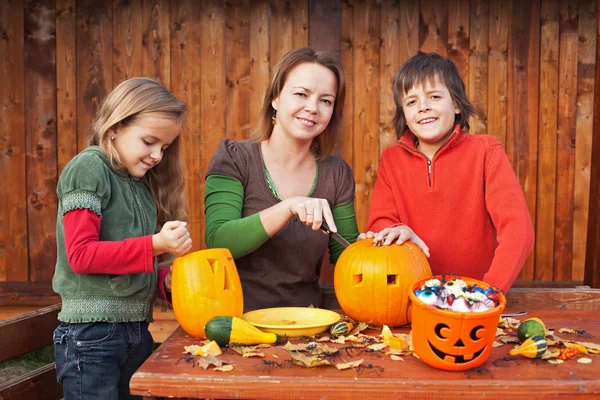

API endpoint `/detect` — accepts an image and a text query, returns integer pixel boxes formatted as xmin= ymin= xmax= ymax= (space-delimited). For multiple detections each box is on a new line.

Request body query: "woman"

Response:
xmin=204 ymin=47 xmax=359 ymax=309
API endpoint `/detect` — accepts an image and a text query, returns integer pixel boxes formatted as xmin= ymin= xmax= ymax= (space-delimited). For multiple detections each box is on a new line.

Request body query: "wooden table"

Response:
xmin=130 ymin=288 xmax=600 ymax=399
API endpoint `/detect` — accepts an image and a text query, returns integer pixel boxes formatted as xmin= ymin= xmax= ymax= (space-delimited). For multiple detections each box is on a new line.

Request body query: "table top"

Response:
xmin=131 ymin=288 xmax=600 ymax=399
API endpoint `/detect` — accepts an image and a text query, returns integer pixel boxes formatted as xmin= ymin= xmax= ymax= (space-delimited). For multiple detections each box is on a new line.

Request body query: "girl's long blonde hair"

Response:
xmin=88 ymin=77 xmax=188 ymax=231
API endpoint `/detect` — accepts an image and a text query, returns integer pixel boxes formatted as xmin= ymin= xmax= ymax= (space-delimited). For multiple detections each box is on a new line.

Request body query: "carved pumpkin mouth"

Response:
xmin=428 ymin=341 xmax=486 ymax=364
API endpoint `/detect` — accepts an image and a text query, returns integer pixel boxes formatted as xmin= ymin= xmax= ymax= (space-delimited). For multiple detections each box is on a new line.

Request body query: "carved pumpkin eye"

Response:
xmin=470 ymin=325 xmax=485 ymax=341
xmin=435 ymin=323 xmax=450 ymax=339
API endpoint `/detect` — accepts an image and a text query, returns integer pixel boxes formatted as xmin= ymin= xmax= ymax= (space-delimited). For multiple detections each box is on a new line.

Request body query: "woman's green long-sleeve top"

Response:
xmin=205 ymin=139 xmax=359 ymax=309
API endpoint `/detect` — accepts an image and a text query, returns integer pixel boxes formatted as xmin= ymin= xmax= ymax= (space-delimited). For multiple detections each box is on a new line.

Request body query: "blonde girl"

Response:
xmin=52 ymin=78 xmax=191 ymax=399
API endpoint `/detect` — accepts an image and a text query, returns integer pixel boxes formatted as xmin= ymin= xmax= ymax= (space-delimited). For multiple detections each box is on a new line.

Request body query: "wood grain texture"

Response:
xmin=56 ymin=0 xmax=77 ymax=176
xmin=24 ymin=0 xmax=57 ymax=282
xmin=467 ymin=0 xmax=487 ymax=135
xmin=0 ymin=0 xmax=28 ymax=282
xmin=309 ymin=0 xmax=341 ymax=56
xmin=555 ymin=0 xmax=579 ymax=281
xmin=419 ymin=0 xmax=448 ymax=56
xmin=536 ymin=0 xmax=559 ymax=282
xmin=352 ymin=0 xmax=380 ymax=232
xmin=0 ymin=303 xmax=60 ymax=363
xmin=113 ymin=0 xmax=143 ymax=83
xmin=338 ymin=0 xmax=354 ymax=165
xmin=0 ymin=0 xmax=599 ymax=292
xmin=447 ymin=0 xmax=470 ymax=88
xmin=199 ymin=0 xmax=226 ymax=248
xmin=249 ymin=0 xmax=270 ymax=127
xmin=572 ymin=0 xmax=597 ymax=280
xmin=487 ymin=0 xmax=509 ymax=146
xmin=508 ymin=0 xmax=539 ymax=281
xmin=585 ymin=0 xmax=600 ymax=289
xmin=131 ymin=303 xmax=600 ymax=399
xmin=170 ymin=0 xmax=202 ymax=251
xmin=142 ymin=0 xmax=170 ymax=87
xmin=76 ymin=0 xmax=112 ymax=152
xmin=225 ymin=0 xmax=251 ymax=141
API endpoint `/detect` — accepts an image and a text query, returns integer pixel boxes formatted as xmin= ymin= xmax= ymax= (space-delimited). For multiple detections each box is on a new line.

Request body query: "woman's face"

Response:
xmin=111 ymin=115 xmax=181 ymax=177
xmin=271 ymin=62 xmax=337 ymax=144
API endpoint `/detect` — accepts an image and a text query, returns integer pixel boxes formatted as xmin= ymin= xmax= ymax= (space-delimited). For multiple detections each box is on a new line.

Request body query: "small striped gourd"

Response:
xmin=509 ymin=335 xmax=548 ymax=358
xmin=329 ymin=321 xmax=353 ymax=337
xmin=516 ymin=318 xmax=547 ymax=343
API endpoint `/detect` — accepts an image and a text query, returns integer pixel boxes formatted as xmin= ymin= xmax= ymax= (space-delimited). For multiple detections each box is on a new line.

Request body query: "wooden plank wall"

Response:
xmin=0 ymin=0 xmax=598 ymax=302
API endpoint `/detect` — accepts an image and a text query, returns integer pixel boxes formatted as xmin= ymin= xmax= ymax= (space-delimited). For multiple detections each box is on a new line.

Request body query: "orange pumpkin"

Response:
xmin=171 ymin=248 xmax=244 ymax=338
xmin=410 ymin=275 xmax=506 ymax=371
xmin=333 ymin=239 xmax=432 ymax=327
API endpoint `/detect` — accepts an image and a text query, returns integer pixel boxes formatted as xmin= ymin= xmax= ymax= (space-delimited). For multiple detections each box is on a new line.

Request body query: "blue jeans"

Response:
xmin=53 ymin=321 xmax=153 ymax=400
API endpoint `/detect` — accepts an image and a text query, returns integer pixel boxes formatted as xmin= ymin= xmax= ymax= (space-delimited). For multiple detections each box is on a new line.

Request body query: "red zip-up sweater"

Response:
xmin=367 ymin=125 xmax=534 ymax=292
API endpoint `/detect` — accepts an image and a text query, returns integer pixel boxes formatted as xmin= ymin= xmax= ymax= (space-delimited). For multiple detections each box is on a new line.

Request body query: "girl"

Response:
xmin=52 ymin=78 xmax=192 ymax=399
xmin=362 ymin=52 xmax=534 ymax=293
xmin=204 ymin=47 xmax=359 ymax=309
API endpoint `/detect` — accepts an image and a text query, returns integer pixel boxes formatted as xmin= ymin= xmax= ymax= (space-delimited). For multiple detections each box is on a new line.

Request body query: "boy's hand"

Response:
xmin=152 ymin=221 xmax=192 ymax=257
xmin=361 ymin=226 xmax=430 ymax=257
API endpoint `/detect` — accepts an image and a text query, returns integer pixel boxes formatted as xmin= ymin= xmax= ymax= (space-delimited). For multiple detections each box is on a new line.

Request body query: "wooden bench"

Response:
xmin=0 ymin=303 xmax=63 ymax=400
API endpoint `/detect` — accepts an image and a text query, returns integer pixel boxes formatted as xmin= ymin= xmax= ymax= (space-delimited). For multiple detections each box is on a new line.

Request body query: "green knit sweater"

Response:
xmin=52 ymin=146 xmax=158 ymax=323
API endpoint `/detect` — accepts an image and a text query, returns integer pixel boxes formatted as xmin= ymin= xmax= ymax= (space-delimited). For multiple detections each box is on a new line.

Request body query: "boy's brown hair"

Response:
xmin=392 ymin=51 xmax=475 ymax=139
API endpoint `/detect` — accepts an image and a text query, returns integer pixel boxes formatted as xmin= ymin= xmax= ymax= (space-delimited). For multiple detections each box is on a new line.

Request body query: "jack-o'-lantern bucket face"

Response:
xmin=410 ymin=276 xmax=506 ymax=371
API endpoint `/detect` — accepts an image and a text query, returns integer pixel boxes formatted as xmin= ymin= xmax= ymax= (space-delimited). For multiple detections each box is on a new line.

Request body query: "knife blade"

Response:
xmin=320 ymin=220 xmax=351 ymax=248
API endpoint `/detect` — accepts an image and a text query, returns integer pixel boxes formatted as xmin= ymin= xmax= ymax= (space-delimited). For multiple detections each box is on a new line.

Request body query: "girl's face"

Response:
xmin=401 ymin=75 xmax=460 ymax=157
xmin=111 ymin=115 xmax=181 ymax=178
xmin=271 ymin=62 xmax=337 ymax=144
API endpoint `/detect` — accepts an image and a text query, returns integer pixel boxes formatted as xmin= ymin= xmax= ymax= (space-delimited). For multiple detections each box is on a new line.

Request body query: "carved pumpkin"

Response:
xmin=171 ymin=248 xmax=244 ymax=338
xmin=333 ymin=239 xmax=432 ymax=327
xmin=410 ymin=275 xmax=506 ymax=371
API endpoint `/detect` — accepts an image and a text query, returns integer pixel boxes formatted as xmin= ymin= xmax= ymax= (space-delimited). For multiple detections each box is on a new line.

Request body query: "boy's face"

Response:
xmin=401 ymin=75 xmax=460 ymax=158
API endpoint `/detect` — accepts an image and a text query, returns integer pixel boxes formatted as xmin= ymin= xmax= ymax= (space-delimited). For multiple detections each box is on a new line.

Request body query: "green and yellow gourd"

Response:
xmin=329 ymin=321 xmax=354 ymax=337
xmin=205 ymin=316 xmax=281 ymax=347
xmin=509 ymin=335 xmax=548 ymax=358
xmin=516 ymin=317 xmax=547 ymax=343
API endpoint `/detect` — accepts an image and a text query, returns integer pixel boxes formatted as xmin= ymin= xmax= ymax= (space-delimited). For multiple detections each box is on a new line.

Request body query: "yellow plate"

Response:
xmin=242 ymin=307 xmax=341 ymax=338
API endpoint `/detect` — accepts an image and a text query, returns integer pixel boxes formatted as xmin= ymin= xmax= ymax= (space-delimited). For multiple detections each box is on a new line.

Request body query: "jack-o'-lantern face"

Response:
xmin=412 ymin=310 xmax=498 ymax=370
xmin=428 ymin=322 xmax=487 ymax=364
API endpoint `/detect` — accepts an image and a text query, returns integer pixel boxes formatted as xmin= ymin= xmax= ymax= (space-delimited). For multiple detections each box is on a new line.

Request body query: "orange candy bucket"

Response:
xmin=409 ymin=275 xmax=506 ymax=371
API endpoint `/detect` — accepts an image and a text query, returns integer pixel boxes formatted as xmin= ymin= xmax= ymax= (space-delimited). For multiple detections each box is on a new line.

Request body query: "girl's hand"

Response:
xmin=287 ymin=197 xmax=336 ymax=232
xmin=152 ymin=221 xmax=192 ymax=256
xmin=367 ymin=226 xmax=430 ymax=257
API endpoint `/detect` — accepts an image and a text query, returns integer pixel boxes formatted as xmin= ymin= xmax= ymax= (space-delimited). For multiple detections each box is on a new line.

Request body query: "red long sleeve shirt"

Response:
xmin=367 ymin=126 xmax=534 ymax=292
xmin=63 ymin=208 xmax=171 ymax=300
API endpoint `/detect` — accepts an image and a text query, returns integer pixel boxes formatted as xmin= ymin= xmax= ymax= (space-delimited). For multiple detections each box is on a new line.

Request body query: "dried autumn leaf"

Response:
xmin=575 ymin=341 xmax=600 ymax=353
xmin=499 ymin=336 xmax=520 ymax=344
xmin=367 ymin=343 xmax=388 ymax=351
xmin=197 ymin=355 xmax=225 ymax=370
xmin=565 ymin=343 xmax=588 ymax=355
xmin=289 ymin=351 xmax=331 ymax=368
xmin=242 ymin=352 xmax=265 ymax=358
xmin=335 ymin=359 xmax=364 ymax=370
xmin=214 ymin=365 xmax=234 ymax=372
xmin=559 ymin=328 xmax=576 ymax=334
xmin=195 ymin=340 xmax=222 ymax=357
xmin=230 ymin=344 xmax=267 ymax=356
xmin=577 ymin=357 xmax=592 ymax=364
xmin=381 ymin=325 xmax=408 ymax=350
xmin=492 ymin=340 xmax=505 ymax=348
xmin=331 ymin=336 xmax=346 ymax=344
xmin=547 ymin=359 xmax=564 ymax=365
xmin=498 ymin=317 xmax=521 ymax=330
xmin=347 ymin=322 xmax=369 ymax=336
xmin=317 ymin=335 xmax=331 ymax=342
xmin=496 ymin=328 xmax=508 ymax=336
xmin=390 ymin=355 xmax=404 ymax=361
